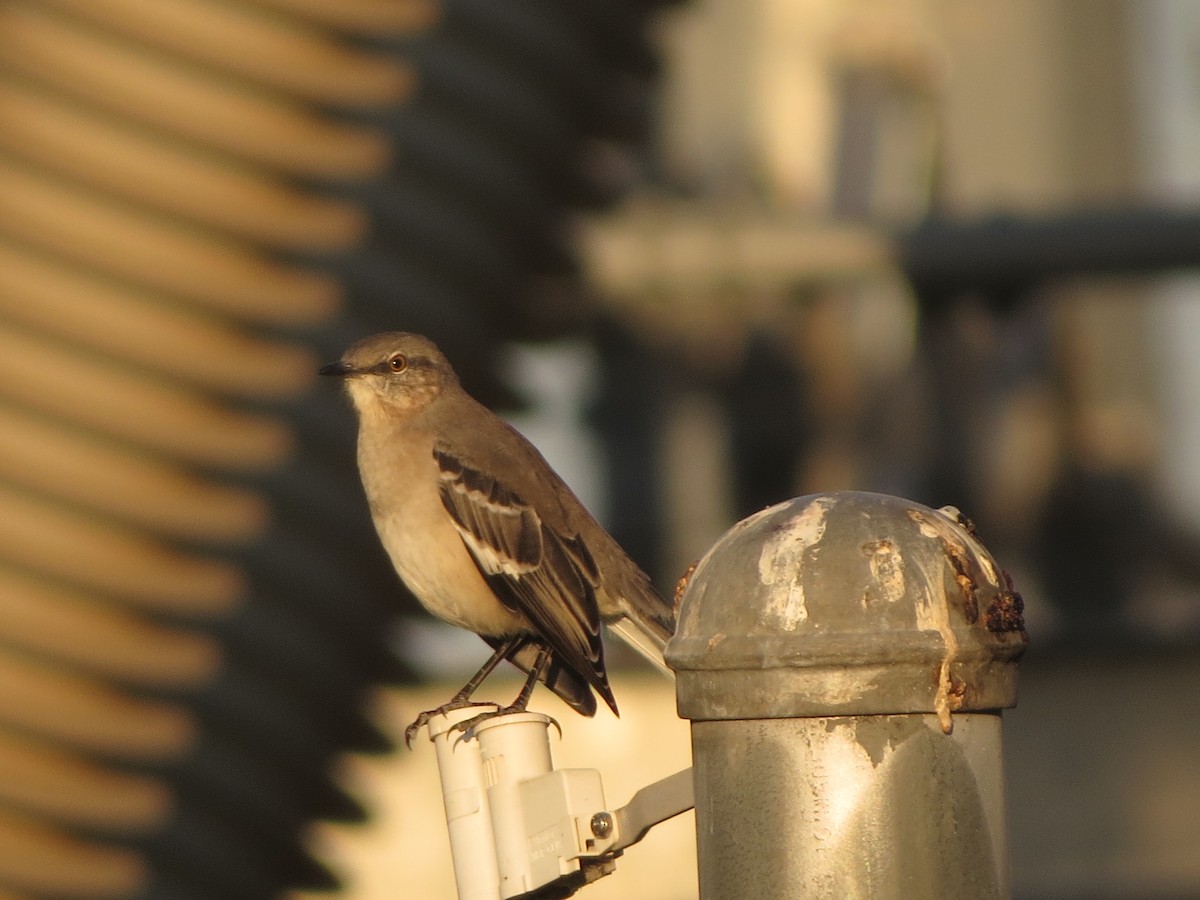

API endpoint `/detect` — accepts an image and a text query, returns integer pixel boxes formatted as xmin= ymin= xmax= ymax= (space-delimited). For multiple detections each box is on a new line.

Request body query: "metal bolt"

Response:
xmin=590 ymin=811 xmax=614 ymax=839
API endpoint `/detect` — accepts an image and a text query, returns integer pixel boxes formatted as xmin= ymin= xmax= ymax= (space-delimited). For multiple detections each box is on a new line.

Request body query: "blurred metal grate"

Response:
xmin=0 ymin=0 xmax=674 ymax=895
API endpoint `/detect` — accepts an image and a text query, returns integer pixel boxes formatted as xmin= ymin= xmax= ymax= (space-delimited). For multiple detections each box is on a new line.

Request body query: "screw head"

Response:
xmin=590 ymin=811 xmax=614 ymax=839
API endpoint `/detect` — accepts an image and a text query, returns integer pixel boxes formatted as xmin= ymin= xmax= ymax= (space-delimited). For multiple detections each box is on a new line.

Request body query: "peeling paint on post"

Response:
xmin=666 ymin=492 xmax=1028 ymax=900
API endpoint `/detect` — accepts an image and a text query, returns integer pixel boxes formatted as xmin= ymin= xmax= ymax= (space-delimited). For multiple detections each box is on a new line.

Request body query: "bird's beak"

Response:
xmin=319 ymin=360 xmax=353 ymax=377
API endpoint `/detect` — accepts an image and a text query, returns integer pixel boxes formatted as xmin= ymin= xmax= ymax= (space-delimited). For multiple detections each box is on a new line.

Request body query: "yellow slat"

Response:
xmin=0 ymin=649 xmax=195 ymax=760
xmin=0 ymin=81 xmax=367 ymax=250
xmin=251 ymin=0 xmax=438 ymax=34
xmin=0 ymin=238 xmax=317 ymax=397
xmin=0 ymin=808 xmax=147 ymax=898
xmin=0 ymin=566 xmax=222 ymax=686
xmin=40 ymin=0 xmax=413 ymax=106
xmin=0 ymin=404 xmax=270 ymax=542
xmin=0 ymin=156 xmax=340 ymax=326
xmin=0 ymin=731 xmax=171 ymax=831
xmin=0 ymin=5 xmax=392 ymax=177
xmin=0 ymin=485 xmax=244 ymax=616
xmin=0 ymin=327 xmax=292 ymax=470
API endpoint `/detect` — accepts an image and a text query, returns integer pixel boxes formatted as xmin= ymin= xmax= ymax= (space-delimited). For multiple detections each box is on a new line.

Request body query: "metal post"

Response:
xmin=666 ymin=492 xmax=1028 ymax=899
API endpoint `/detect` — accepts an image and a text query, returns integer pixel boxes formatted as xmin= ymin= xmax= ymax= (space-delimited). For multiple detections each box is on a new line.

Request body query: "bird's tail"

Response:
xmin=606 ymin=616 xmax=673 ymax=675
xmin=597 ymin=549 xmax=678 ymax=675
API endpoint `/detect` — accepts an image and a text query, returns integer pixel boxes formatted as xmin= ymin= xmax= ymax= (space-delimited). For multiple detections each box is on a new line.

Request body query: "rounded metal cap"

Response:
xmin=666 ymin=492 xmax=1028 ymax=725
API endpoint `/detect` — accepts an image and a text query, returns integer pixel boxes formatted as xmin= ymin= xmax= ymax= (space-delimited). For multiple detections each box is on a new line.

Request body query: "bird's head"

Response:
xmin=320 ymin=332 xmax=459 ymax=420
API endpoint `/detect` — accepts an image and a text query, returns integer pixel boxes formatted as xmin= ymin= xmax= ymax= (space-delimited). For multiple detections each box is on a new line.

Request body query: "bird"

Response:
xmin=320 ymin=332 xmax=676 ymax=744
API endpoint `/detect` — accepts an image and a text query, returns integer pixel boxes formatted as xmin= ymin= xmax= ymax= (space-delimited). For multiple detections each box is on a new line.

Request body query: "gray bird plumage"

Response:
xmin=321 ymin=332 xmax=675 ymax=733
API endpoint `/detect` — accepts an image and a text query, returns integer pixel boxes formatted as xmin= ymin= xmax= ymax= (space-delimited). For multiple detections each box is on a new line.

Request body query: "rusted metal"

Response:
xmin=667 ymin=491 xmax=1028 ymax=899
xmin=673 ymin=559 xmax=699 ymax=613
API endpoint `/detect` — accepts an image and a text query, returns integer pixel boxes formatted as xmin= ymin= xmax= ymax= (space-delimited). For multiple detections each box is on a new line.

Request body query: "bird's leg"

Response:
xmin=450 ymin=645 xmax=558 ymax=739
xmin=404 ymin=636 xmax=524 ymax=747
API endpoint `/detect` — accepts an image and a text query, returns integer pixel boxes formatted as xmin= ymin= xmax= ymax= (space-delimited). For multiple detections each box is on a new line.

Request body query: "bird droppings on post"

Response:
xmin=907 ymin=504 xmax=1023 ymax=733
xmin=860 ymin=538 xmax=906 ymax=607
xmin=907 ymin=518 xmax=963 ymax=734
xmin=947 ymin=546 xmax=982 ymax=623
xmin=756 ymin=494 xmax=834 ymax=631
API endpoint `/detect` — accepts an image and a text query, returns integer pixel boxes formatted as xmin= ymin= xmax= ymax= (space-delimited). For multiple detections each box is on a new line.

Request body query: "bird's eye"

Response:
xmin=387 ymin=354 xmax=407 ymax=373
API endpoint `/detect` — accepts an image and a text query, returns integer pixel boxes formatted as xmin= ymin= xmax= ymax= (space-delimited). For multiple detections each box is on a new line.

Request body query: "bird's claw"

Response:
xmin=404 ymin=700 xmax=498 ymax=748
xmin=449 ymin=705 xmax=561 ymax=747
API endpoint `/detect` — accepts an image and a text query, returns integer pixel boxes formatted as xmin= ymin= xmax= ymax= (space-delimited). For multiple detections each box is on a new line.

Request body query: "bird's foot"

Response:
xmin=449 ymin=705 xmax=561 ymax=744
xmin=404 ymin=700 xmax=498 ymax=748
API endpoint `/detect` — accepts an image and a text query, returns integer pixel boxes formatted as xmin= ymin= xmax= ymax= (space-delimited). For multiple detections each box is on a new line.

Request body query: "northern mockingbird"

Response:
xmin=321 ymin=332 xmax=675 ymax=742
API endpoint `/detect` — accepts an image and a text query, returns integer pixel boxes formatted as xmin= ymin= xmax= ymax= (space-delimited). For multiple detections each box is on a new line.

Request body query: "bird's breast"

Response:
xmin=357 ymin=428 xmax=526 ymax=637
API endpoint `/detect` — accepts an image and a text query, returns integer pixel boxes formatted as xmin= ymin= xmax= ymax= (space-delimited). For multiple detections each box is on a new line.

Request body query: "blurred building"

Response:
xmin=579 ymin=3 xmax=1200 ymax=899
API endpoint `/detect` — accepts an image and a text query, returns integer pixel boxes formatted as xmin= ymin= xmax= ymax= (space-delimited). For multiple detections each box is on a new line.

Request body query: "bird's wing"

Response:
xmin=433 ymin=444 xmax=616 ymax=714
